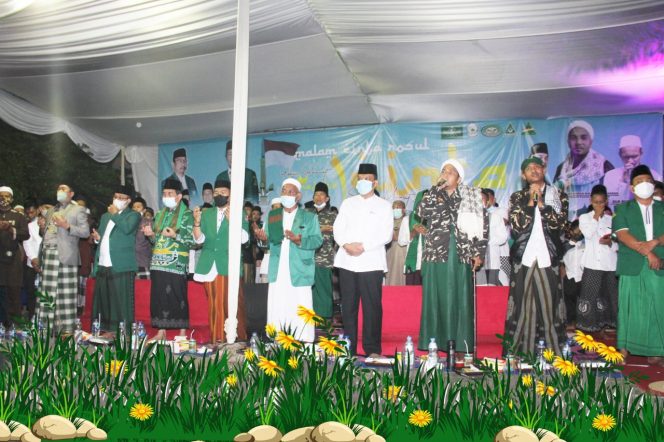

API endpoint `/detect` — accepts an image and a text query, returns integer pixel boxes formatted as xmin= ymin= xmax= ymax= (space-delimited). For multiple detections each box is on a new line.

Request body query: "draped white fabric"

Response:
xmin=125 ymin=145 xmax=159 ymax=209
xmin=0 ymin=0 xmax=663 ymax=155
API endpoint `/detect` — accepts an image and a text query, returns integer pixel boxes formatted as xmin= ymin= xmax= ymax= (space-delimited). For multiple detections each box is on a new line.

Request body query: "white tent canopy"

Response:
xmin=1 ymin=0 xmax=663 ymax=150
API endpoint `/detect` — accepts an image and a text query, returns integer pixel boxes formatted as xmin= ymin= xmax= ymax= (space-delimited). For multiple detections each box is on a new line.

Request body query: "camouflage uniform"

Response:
xmin=307 ymin=206 xmax=337 ymax=318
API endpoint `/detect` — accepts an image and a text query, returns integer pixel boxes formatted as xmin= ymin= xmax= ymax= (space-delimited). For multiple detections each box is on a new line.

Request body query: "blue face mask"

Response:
xmin=280 ymin=195 xmax=297 ymax=209
xmin=356 ymin=179 xmax=373 ymax=196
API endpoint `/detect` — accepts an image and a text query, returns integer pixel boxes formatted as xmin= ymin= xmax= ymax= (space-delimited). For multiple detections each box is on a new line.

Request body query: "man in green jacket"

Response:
xmin=91 ymin=185 xmax=141 ymax=333
xmin=193 ymin=179 xmax=249 ymax=344
xmin=613 ymin=165 xmax=664 ymax=365
xmin=256 ymin=178 xmax=323 ymax=342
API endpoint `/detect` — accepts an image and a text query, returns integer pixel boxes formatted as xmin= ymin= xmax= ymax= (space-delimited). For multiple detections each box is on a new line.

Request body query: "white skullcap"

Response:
xmin=567 ymin=120 xmax=594 ymax=140
xmin=0 ymin=186 xmax=13 ymax=195
xmin=620 ymin=134 xmax=642 ymax=148
xmin=270 ymin=197 xmax=282 ymax=205
xmin=440 ymin=159 xmax=465 ymax=182
xmin=14 ymin=205 xmax=24 ymax=210
xmin=281 ymin=178 xmax=302 ymax=191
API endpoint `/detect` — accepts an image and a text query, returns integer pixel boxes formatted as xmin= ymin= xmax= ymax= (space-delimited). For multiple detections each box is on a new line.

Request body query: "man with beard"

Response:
xmin=193 ymin=179 xmax=249 ymax=343
xmin=91 ymin=185 xmax=141 ymax=334
xmin=0 ymin=186 xmax=29 ymax=326
xmin=504 ymin=157 xmax=569 ymax=355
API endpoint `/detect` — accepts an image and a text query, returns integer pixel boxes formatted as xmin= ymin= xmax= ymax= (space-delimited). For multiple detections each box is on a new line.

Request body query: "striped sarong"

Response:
xmin=38 ymin=247 xmax=79 ymax=333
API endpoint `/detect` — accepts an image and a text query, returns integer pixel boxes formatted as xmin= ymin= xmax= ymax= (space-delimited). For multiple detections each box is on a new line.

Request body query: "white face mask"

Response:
xmin=162 ymin=196 xmax=177 ymax=209
xmin=41 ymin=209 xmax=48 ymax=217
xmin=280 ymin=195 xmax=297 ymax=209
xmin=633 ymin=182 xmax=655 ymax=199
xmin=113 ymin=199 xmax=128 ymax=211
xmin=654 ymin=196 xmax=662 ymax=202
xmin=314 ymin=202 xmax=326 ymax=210
xmin=56 ymin=191 xmax=68 ymax=203
xmin=393 ymin=209 xmax=403 ymax=219
xmin=356 ymin=179 xmax=373 ymax=196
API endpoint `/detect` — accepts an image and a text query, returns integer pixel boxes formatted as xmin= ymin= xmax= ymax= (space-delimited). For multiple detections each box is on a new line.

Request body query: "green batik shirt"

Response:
xmin=150 ymin=202 xmax=195 ymax=275
xmin=307 ymin=206 xmax=337 ymax=268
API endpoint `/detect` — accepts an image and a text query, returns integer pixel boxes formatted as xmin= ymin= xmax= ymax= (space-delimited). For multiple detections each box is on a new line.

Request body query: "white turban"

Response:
xmin=567 ymin=120 xmax=594 ymax=140
xmin=270 ymin=197 xmax=282 ymax=206
xmin=281 ymin=178 xmax=302 ymax=191
xmin=619 ymin=135 xmax=642 ymax=148
xmin=440 ymin=159 xmax=465 ymax=183
xmin=0 ymin=186 xmax=13 ymax=196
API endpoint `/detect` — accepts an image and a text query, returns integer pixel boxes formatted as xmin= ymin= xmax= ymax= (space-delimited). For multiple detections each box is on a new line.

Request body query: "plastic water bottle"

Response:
xmin=38 ymin=319 xmax=45 ymax=336
xmin=74 ymin=319 xmax=83 ymax=346
xmin=562 ymin=339 xmax=572 ymax=360
xmin=0 ymin=323 xmax=5 ymax=343
xmin=343 ymin=335 xmax=351 ymax=355
xmin=137 ymin=322 xmax=147 ymax=343
xmin=250 ymin=332 xmax=260 ymax=357
xmin=92 ymin=318 xmax=101 ymax=338
xmin=404 ymin=336 xmax=415 ymax=368
xmin=118 ymin=321 xmax=126 ymax=347
xmin=131 ymin=323 xmax=138 ymax=350
xmin=8 ymin=324 xmax=16 ymax=341
xmin=427 ymin=338 xmax=438 ymax=370
xmin=536 ymin=339 xmax=546 ymax=368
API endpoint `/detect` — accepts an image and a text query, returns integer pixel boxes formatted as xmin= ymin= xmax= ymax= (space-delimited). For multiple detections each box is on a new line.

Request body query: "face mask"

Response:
xmin=214 ymin=195 xmax=229 ymax=207
xmin=41 ymin=209 xmax=48 ymax=217
xmin=654 ymin=196 xmax=662 ymax=202
xmin=314 ymin=202 xmax=326 ymax=210
xmin=280 ymin=195 xmax=297 ymax=209
xmin=56 ymin=191 xmax=68 ymax=203
xmin=633 ymin=182 xmax=655 ymax=199
xmin=162 ymin=196 xmax=177 ymax=209
xmin=356 ymin=179 xmax=373 ymax=196
xmin=113 ymin=199 xmax=128 ymax=211
xmin=393 ymin=209 xmax=403 ymax=219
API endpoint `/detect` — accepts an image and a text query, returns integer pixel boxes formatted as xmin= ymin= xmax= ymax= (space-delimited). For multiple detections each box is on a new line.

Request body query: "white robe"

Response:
xmin=266 ymin=209 xmax=315 ymax=342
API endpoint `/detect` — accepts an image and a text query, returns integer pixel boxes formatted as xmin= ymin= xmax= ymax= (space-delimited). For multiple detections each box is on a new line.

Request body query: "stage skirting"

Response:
xmin=84 ymin=280 xmax=508 ymax=358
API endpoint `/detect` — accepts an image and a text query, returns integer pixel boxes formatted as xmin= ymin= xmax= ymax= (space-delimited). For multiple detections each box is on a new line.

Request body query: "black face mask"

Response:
xmin=214 ymin=195 xmax=229 ymax=207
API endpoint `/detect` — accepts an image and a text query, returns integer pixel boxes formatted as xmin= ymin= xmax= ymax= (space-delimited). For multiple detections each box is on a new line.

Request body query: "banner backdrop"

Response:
xmin=159 ymin=113 xmax=662 ymax=220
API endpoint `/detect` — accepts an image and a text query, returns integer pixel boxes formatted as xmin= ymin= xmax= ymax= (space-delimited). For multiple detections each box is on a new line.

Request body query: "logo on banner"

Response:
xmin=467 ymin=123 xmax=479 ymax=137
xmin=522 ymin=122 xmax=536 ymax=135
xmin=441 ymin=125 xmax=464 ymax=139
xmin=505 ymin=123 xmax=516 ymax=135
xmin=481 ymin=124 xmax=502 ymax=137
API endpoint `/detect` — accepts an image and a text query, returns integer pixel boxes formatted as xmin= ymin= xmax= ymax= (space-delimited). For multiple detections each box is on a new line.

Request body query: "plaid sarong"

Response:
xmin=38 ymin=247 xmax=79 ymax=333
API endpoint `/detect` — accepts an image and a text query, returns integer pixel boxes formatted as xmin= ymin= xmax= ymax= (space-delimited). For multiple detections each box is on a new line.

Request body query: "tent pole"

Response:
xmin=120 ymin=146 xmax=126 ymax=186
xmin=226 ymin=0 xmax=250 ymax=344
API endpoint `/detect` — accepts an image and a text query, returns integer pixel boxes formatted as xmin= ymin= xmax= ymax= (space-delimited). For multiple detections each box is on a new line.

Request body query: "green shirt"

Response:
xmin=150 ymin=202 xmax=194 ymax=275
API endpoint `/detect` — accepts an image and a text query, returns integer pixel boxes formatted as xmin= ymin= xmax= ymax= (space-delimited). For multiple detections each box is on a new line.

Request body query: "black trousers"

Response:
xmin=23 ymin=265 xmax=37 ymax=319
xmin=338 ymin=268 xmax=384 ymax=356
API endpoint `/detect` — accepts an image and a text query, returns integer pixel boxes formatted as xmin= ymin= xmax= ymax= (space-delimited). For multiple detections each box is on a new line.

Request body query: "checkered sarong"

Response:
xmin=38 ymin=247 xmax=79 ymax=333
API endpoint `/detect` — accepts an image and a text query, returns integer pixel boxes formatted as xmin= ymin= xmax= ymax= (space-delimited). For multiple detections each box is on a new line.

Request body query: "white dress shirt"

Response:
xmin=637 ymin=201 xmax=654 ymax=241
xmin=562 ymin=241 xmax=585 ymax=282
xmin=98 ymin=217 xmax=117 ymax=267
xmin=579 ymin=212 xmax=617 ymax=271
xmin=194 ymin=208 xmax=249 ymax=282
xmin=521 ymin=207 xmax=551 ymax=268
xmin=333 ymin=194 xmax=393 ymax=272
xmin=485 ymin=207 xmax=510 ymax=270
xmin=23 ymin=219 xmax=42 ymax=268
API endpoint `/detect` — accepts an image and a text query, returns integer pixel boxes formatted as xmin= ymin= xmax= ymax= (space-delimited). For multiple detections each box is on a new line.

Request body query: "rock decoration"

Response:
xmin=234 ymin=421 xmax=385 ymax=442
xmin=494 ymin=426 xmax=566 ymax=442
xmin=0 ymin=415 xmax=107 ymax=441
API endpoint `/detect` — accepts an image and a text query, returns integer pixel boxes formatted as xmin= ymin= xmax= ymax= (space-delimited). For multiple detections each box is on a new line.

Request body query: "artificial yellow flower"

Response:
xmin=105 ymin=360 xmax=127 ymax=377
xmin=265 ymin=323 xmax=277 ymax=338
xmin=521 ymin=374 xmax=533 ymax=387
xmin=226 ymin=373 xmax=238 ymax=387
xmin=297 ymin=305 xmax=322 ymax=325
xmin=244 ymin=348 xmax=256 ymax=361
xmin=318 ymin=336 xmax=344 ymax=356
xmin=508 ymin=399 xmax=513 ymax=410
xmin=382 ymin=385 xmax=403 ymax=403
xmin=129 ymin=403 xmax=154 ymax=421
xmin=574 ymin=330 xmax=599 ymax=352
xmin=408 ymin=409 xmax=432 ymax=427
xmin=552 ymin=356 xmax=580 ymax=377
xmin=275 ymin=331 xmax=301 ymax=351
xmin=257 ymin=356 xmax=283 ymax=377
xmin=536 ymin=381 xmax=555 ymax=397
xmin=596 ymin=343 xmax=624 ymax=365
xmin=288 ymin=355 xmax=299 ymax=369
xmin=592 ymin=413 xmax=616 ymax=432
xmin=543 ymin=348 xmax=555 ymax=362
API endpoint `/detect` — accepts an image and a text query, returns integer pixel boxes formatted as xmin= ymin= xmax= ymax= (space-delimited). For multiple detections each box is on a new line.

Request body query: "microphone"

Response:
xmin=437 ymin=178 xmax=447 ymax=187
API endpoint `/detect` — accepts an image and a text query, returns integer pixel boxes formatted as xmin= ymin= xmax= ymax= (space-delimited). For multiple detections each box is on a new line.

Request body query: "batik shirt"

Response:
xmin=307 ymin=206 xmax=337 ymax=268
xmin=150 ymin=203 xmax=194 ymax=275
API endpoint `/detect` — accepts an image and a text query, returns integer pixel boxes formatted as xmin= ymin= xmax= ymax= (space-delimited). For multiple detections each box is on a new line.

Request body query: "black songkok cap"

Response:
xmin=358 ymin=163 xmax=378 ymax=177
xmin=214 ymin=179 xmax=231 ymax=190
xmin=162 ymin=178 xmax=182 ymax=192
xmin=115 ymin=184 xmax=134 ymax=198
xmin=314 ymin=182 xmax=329 ymax=195
xmin=202 ymin=182 xmax=213 ymax=191
xmin=630 ymin=164 xmax=652 ymax=184
xmin=172 ymin=148 xmax=187 ymax=161
xmin=531 ymin=143 xmax=548 ymax=155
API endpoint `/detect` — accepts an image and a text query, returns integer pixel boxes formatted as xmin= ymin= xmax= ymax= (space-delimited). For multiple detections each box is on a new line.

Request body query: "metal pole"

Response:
xmin=225 ymin=0 xmax=250 ymax=343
